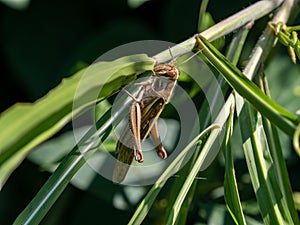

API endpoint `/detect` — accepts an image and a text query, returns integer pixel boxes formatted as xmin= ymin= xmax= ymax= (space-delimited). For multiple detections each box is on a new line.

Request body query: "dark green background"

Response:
xmin=1 ymin=0 xmax=299 ymax=224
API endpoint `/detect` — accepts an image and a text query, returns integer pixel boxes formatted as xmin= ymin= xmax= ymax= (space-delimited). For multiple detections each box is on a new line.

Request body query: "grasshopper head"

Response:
xmin=153 ymin=64 xmax=180 ymax=81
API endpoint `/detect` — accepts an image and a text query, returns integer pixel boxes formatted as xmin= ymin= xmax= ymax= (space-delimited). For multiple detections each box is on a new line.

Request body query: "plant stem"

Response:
xmin=153 ymin=0 xmax=284 ymax=63
xmin=243 ymin=0 xmax=297 ymax=80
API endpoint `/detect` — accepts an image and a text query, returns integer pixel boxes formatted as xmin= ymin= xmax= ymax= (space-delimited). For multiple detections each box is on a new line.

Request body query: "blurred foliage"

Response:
xmin=0 ymin=0 xmax=299 ymax=225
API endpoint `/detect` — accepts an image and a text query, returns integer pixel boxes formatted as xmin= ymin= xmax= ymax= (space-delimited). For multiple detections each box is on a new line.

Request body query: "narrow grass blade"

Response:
xmin=167 ymin=23 xmax=253 ymax=225
xmin=197 ymin=35 xmax=299 ymax=136
xmin=224 ymin=104 xmax=247 ymax=225
xmin=164 ymin=128 xmax=221 ymax=225
xmin=0 ymin=54 xmax=154 ymax=189
xmin=163 ymin=93 xmax=235 ymax=225
xmin=236 ymin=92 xmax=295 ymax=225
xmin=12 ymin=105 xmax=113 ymax=225
xmin=293 ymin=123 xmax=300 ymax=156
xmin=12 ymin=53 xmax=158 ymax=225
xmin=260 ymin=75 xmax=300 ymax=225
xmin=128 ymin=124 xmax=220 ymax=225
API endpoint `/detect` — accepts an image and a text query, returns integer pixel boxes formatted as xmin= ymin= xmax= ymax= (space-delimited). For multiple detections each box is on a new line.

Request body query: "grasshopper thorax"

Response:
xmin=153 ymin=64 xmax=180 ymax=81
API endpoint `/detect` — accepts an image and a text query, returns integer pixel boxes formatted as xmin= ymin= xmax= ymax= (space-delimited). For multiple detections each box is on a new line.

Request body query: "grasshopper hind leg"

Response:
xmin=151 ymin=120 xmax=167 ymax=159
xmin=133 ymin=146 xmax=144 ymax=163
xmin=130 ymin=101 xmax=144 ymax=163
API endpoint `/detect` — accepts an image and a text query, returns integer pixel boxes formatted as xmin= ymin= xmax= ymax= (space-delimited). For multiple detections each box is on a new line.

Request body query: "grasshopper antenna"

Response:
xmin=172 ymin=174 xmax=207 ymax=180
xmin=176 ymin=49 xmax=202 ymax=67
xmin=168 ymin=47 xmax=177 ymax=65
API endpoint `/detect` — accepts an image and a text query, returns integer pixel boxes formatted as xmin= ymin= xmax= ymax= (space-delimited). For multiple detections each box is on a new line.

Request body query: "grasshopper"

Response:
xmin=112 ymin=61 xmax=180 ymax=183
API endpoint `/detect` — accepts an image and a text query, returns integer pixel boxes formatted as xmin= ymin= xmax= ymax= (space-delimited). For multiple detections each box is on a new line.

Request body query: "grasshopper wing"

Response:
xmin=112 ymin=98 xmax=165 ymax=183
xmin=112 ymin=124 xmax=135 ymax=183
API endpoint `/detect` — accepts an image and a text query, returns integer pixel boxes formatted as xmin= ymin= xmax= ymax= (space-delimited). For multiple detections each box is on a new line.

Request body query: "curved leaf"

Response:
xmin=0 ymin=54 xmax=155 ymax=188
xmin=197 ymin=35 xmax=299 ymax=136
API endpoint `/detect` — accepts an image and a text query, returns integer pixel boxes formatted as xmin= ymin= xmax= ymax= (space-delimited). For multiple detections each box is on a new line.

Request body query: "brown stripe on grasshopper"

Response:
xmin=112 ymin=63 xmax=180 ymax=183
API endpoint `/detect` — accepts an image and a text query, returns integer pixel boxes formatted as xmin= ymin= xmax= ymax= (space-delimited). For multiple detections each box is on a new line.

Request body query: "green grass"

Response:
xmin=1 ymin=0 xmax=300 ymax=224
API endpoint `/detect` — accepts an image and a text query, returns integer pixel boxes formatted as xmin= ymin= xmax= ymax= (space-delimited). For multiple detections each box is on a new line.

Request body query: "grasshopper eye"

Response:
xmin=166 ymin=67 xmax=180 ymax=80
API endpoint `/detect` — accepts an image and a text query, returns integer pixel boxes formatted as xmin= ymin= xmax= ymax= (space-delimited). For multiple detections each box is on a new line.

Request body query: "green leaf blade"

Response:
xmin=197 ymin=35 xmax=299 ymax=137
xmin=0 ymin=54 xmax=155 ymax=189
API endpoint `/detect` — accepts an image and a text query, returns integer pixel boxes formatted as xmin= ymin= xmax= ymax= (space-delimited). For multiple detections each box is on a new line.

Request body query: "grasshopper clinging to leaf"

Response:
xmin=112 ymin=59 xmax=180 ymax=183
